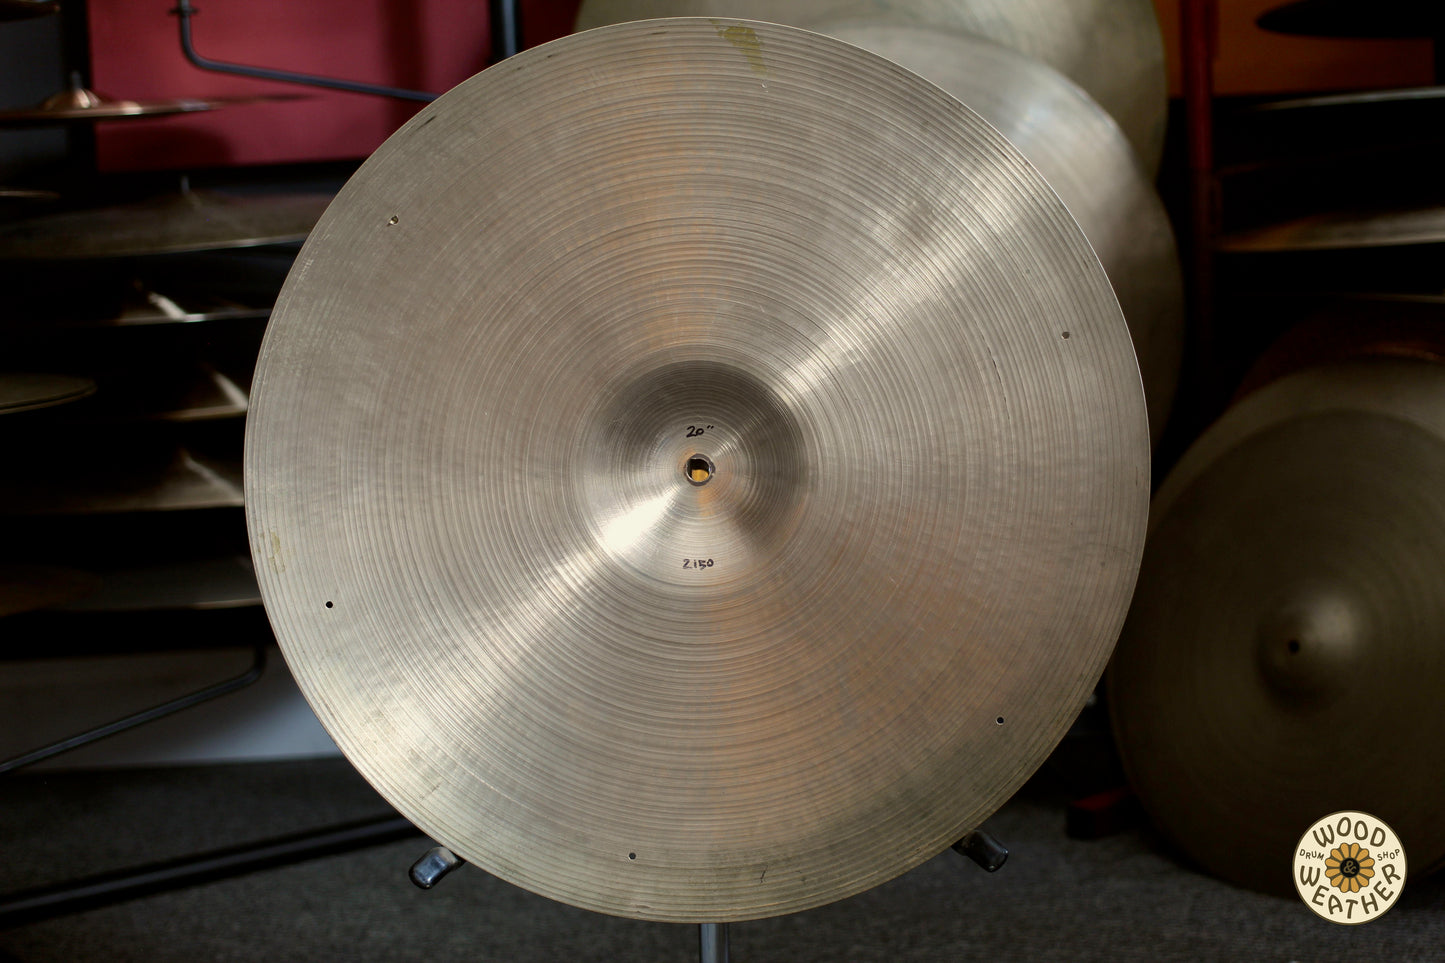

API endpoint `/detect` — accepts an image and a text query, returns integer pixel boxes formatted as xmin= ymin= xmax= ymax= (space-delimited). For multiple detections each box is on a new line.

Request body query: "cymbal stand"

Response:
xmin=407 ymin=830 xmax=1007 ymax=961
xmin=168 ymin=0 xmax=522 ymax=103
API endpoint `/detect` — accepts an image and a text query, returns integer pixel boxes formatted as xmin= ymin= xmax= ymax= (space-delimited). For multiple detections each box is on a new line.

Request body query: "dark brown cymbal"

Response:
xmin=1218 ymin=205 xmax=1445 ymax=252
xmin=0 ymin=188 xmax=331 ymax=259
xmin=246 ymin=19 xmax=1149 ymax=921
xmin=0 ymin=564 xmax=99 ymax=617
xmin=80 ymin=363 xmax=248 ymax=422
xmin=51 ymin=555 xmax=259 ymax=612
xmin=0 ymin=0 xmax=57 ymax=22
xmin=1257 ymin=0 xmax=1444 ymax=38
xmin=0 ymin=446 xmax=243 ymax=515
xmin=1110 ymin=359 xmax=1445 ymax=895
xmin=0 ymin=372 xmax=95 ymax=414
xmin=0 ymin=85 xmax=302 ymax=126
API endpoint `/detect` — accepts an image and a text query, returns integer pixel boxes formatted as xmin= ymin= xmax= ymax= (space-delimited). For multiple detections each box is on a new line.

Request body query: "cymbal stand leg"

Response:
xmin=699 ymin=922 xmax=729 ymax=963
xmin=0 ymin=644 xmax=267 ymax=775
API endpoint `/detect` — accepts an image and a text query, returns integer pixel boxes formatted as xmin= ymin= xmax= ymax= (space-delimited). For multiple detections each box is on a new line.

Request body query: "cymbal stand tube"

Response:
xmin=699 ymin=922 xmax=729 ymax=963
xmin=0 ymin=645 xmax=266 ymax=775
xmin=169 ymin=0 xmax=437 ymax=102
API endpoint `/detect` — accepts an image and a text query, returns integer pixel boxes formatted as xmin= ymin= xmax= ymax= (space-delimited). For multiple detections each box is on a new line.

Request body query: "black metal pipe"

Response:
xmin=0 ymin=645 xmax=267 ymax=775
xmin=169 ymin=0 xmax=438 ymax=102
xmin=490 ymin=0 xmax=521 ymax=61
xmin=0 ymin=814 xmax=420 ymax=928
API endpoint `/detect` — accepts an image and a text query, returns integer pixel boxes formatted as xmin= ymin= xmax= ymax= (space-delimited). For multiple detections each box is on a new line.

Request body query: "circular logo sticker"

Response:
xmin=1294 ymin=811 xmax=1407 ymax=924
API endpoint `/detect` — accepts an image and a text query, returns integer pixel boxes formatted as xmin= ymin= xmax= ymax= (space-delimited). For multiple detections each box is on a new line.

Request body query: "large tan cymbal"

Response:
xmin=574 ymin=0 xmax=1168 ymax=173
xmin=0 ymin=189 xmax=331 ymax=259
xmin=1110 ymin=359 xmax=1445 ymax=895
xmin=246 ymin=19 xmax=1149 ymax=921
xmin=816 ymin=21 xmax=1182 ymax=442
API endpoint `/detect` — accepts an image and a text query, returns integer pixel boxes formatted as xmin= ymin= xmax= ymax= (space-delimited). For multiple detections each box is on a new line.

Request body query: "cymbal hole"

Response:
xmin=1061 ymin=331 xmax=1070 ymax=340
xmin=995 ymin=716 xmax=1005 ymax=726
xmin=685 ymin=455 xmax=713 ymax=486
xmin=628 ymin=852 xmax=637 ymax=860
xmin=1287 ymin=639 xmax=1300 ymax=654
xmin=325 ymin=600 xmax=333 ymax=609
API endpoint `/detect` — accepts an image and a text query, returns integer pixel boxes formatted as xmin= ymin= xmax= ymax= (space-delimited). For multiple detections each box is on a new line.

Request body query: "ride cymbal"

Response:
xmin=573 ymin=0 xmax=1168 ymax=173
xmin=1110 ymin=359 xmax=1445 ymax=895
xmin=0 ymin=188 xmax=331 ymax=259
xmin=814 ymin=20 xmax=1182 ymax=442
xmin=246 ymin=19 xmax=1149 ymax=921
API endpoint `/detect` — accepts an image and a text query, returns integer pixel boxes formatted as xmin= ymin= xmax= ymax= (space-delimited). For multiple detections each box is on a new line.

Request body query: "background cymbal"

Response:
xmin=0 ymin=0 xmax=56 ymax=22
xmin=0 ymin=564 xmax=98 ymax=617
xmin=0 ymin=189 xmax=331 ymax=259
xmin=0 ymin=372 xmax=95 ymax=414
xmin=0 ymin=445 xmax=242 ymax=514
xmin=573 ymin=0 xmax=1168 ymax=173
xmin=1257 ymin=0 xmax=1444 ymax=39
xmin=0 ymin=87 xmax=302 ymax=126
xmin=1218 ymin=205 xmax=1445 ymax=252
xmin=815 ymin=20 xmax=1182 ymax=443
xmin=1110 ymin=359 xmax=1445 ymax=894
xmin=247 ymin=19 xmax=1149 ymax=921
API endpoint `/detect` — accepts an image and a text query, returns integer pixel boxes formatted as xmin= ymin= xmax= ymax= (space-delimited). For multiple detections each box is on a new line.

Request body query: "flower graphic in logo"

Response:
xmin=1325 ymin=843 xmax=1375 ymax=894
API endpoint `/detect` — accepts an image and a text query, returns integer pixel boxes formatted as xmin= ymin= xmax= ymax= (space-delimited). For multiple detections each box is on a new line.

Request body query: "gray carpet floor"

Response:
xmin=0 ymin=759 xmax=1440 ymax=961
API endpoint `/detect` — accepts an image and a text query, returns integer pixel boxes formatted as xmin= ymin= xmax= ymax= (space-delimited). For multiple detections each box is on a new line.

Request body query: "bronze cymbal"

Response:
xmin=814 ymin=20 xmax=1182 ymax=443
xmin=1110 ymin=359 xmax=1445 ymax=895
xmin=246 ymin=19 xmax=1149 ymax=921
xmin=0 ymin=188 xmax=59 ymax=200
xmin=0 ymin=372 xmax=95 ymax=414
xmin=0 ymin=188 xmax=331 ymax=259
xmin=573 ymin=0 xmax=1168 ymax=173
xmin=0 ymin=84 xmax=302 ymax=126
xmin=0 ymin=0 xmax=57 ymax=21
xmin=1218 ymin=205 xmax=1445 ymax=252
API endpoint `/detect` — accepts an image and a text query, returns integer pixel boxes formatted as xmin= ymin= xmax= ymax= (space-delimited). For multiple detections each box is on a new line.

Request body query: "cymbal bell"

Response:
xmin=246 ymin=19 xmax=1149 ymax=921
xmin=573 ymin=0 xmax=1168 ymax=173
xmin=812 ymin=20 xmax=1182 ymax=442
xmin=1110 ymin=359 xmax=1445 ymax=895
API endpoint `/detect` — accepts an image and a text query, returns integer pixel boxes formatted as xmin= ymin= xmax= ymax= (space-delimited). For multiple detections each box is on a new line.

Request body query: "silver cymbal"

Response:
xmin=815 ymin=20 xmax=1182 ymax=443
xmin=0 ymin=372 xmax=95 ymax=414
xmin=247 ymin=19 xmax=1149 ymax=921
xmin=573 ymin=0 xmax=1168 ymax=173
xmin=1110 ymin=359 xmax=1445 ymax=894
